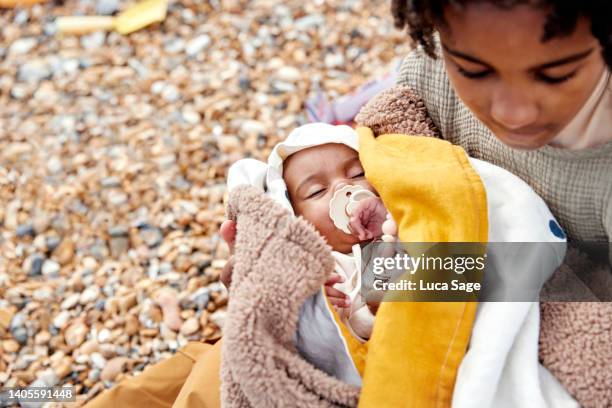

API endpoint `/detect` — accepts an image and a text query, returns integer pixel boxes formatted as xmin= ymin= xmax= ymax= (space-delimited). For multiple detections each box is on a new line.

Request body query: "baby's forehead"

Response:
xmin=282 ymin=143 xmax=358 ymax=176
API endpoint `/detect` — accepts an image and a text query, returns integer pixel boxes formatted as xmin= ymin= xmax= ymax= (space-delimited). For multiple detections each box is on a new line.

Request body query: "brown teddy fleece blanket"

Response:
xmin=357 ymin=85 xmax=612 ymax=408
xmin=221 ymin=184 xmax=360 ymax=408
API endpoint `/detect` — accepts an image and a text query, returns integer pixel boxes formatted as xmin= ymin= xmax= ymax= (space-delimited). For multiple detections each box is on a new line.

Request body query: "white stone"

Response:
xmin=98 ymin=328 xmax=111 ymax=343
xmin=185 ymin=35 xmax=211 ymax=57
xmin=276 ymin=66 xmax=301 ymax=82
xmin=42 ymin=260 xmax=60 ymax=278
xmin=90 ymin=352 xmax=107 ymax=370
xmin=9 ymin=38 xmax=37 ymax=55
xmin=53 ymin=311 xmax=70 ymax=329
xmin=79 ymin=286 xmax=100 ymax=304
xmin=61 ymin=293 xmax=80 ymax=310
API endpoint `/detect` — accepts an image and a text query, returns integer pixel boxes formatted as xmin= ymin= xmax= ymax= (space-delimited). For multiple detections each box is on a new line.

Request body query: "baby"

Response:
xmin=224 ymin=123 xmax=396 ymax=341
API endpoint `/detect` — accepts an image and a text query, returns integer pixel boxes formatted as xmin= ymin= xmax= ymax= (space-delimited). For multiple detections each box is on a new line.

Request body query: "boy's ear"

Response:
xmin=354 ymin=85 xmax=438 ymax=138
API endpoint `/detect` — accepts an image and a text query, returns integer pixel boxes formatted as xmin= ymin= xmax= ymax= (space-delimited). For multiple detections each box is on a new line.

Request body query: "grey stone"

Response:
xmin=108 ymin=225 xmax=129 ymax=237
xmin=96 ymin=0 xmax=119 ymax=15
xmin=11 ymin=326 xmax=28 ymax=345
xmin=16 ymin=224 xmax=35 ymax=238
xmin=46 ymin=236 xmax=61 ymax=253
xmin=139 ymin=226 xmax=163 ymax=248
xmin=28 ymin=254 xmax=44 ymax=277
xmin=13 ymin=10 xmax=29 ymax=25
xmin=191 ymin=288 xmax=210 ymax=310
xmin=18 ymin=59 xmax=51 ymax=83
xmin=110 ymin=237 xmax=129 ymax=258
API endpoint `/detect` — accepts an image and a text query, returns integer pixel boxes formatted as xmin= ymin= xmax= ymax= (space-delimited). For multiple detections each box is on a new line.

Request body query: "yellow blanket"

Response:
xmin=353 ymin=127 xmax=488 ymax=408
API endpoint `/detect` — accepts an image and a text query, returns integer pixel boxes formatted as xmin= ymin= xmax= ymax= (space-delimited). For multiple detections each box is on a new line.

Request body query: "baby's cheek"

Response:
xmin=300 ymin=202 xmax=342 ymax=242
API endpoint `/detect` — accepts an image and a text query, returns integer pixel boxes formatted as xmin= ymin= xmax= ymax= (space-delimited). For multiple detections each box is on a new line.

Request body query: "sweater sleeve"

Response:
xmin=395 ymin=46 xmax=459 ymax=142
xmin=605 ymin=191 xmax=612 ymax=265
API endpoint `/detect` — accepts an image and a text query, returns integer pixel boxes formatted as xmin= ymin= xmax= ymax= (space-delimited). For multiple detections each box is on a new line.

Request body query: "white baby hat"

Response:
xmin=227 ymin=122 xmax=359 ymax=212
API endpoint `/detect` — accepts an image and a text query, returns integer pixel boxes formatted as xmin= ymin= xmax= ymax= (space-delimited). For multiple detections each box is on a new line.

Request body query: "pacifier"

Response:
xmin=329 ymin=185 xmax=376 ymax=234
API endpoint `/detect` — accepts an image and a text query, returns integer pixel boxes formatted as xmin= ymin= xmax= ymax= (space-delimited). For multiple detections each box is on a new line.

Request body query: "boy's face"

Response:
xmin=283 ymin=143 xmax=377 ymax=253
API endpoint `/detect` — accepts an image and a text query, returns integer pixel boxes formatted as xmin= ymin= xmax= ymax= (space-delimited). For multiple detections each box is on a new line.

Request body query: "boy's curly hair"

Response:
xmin=391 ymin=0 xmax=612 ymax=69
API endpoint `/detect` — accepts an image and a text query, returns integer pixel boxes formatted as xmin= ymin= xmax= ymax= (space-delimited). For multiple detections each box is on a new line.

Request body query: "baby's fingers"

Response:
xmin=324 ymin=286 xmax=351 ymax=307
xmin=348 ymin=216 xmax=367 ymax=240
xmin=325 ymin=272 xmax=345 ymax=286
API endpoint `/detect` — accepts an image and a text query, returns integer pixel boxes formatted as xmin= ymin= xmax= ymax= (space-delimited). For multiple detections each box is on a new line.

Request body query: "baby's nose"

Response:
xmin=333 ymin=182 xmax=349 ymax=193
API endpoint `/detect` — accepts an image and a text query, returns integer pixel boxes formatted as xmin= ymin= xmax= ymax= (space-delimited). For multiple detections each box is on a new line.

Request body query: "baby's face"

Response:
xmin=283 ymin=143 xmax=377 ymax=253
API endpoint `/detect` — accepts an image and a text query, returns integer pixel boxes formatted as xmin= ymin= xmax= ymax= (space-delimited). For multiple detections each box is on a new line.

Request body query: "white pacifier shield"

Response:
xmin=329 ymin=185 xmax=376 ymax=234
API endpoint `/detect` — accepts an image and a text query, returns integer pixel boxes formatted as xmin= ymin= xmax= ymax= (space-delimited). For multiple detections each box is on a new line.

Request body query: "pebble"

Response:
xmin=13 ymin=10 xmax=29 ymax=25
xmin=81 ymin=32 xmax=106 ymax=50
xmin=90 ymin=352 xmax=107 ymax=370
xmin=80 ymin=286 xmax=100 ymax=304
xmin=47 ymin=156 xmax=63 ymax=174
xmin=0 ymin=0 xmax=408 ymax=399
xmin=25 ymin=253 xmax=44 ymax=276
xmin=107 ymin=190 xmax=128 ymax=206
xmin=53 ymin=311 xmax=71 ymax=329
xmin=42 ymin=260 xmax=60 ymax=278
xmin=16 ymin=224 xmax=35 ymax=237
xmin=9 ymin=37 xmax=37 ymax=55
xmin=3 ymin=339 xmax=21 ymax=353
xmin=61 ymin=293 xmax=80 ymax=310
xmin=11 ymin=326 xmax=29 ymax=345
xmin=96 ymin=0 xmax=119 ymax=15
xmin=180 ymin=317 xmax=199 ymax=336
xmin=18 ymin=59 xmax=51 ymax=83
xmin=0 ymin=308 xmax=15 ymax=330
xmin=65 ymin=322 xmax=88 ymax=347
xmin=100 ymin=357 xmax=128 ymax=381
xmin=210 ymin=310 xmax=227 ymax=330
xmin=276 ymin=66 xmax=301 ymax=82
xmin=161 ymin=84 xmax=181 ymax=103
xmin=34 ymin=331 xmax=51 ymax=345
xmin=97 ymin=328 xmax=111 ymax=343
xmin=185 ymin=34 xmax=211 ymax=57
xmin=154 ymin=290 xmax=182 ymax=331
xmin=139 ymin=226 xmax=163 ymax=248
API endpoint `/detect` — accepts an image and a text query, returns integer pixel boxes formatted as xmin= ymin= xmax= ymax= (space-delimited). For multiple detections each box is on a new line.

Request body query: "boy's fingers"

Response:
xmin=220 ymin=220 xmax=236 ymax=253
xmin=220 ymin=257 xmax=234 ymax=288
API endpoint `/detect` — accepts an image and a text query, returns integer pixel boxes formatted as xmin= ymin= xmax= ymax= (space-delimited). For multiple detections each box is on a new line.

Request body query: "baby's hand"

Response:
xmin=348 ymin=196 xmax=387 ymax=241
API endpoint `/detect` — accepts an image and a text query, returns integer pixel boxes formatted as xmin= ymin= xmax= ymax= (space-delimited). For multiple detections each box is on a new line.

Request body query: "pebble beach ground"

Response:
xmin=0 ymin=0 xmax=410 ymax=405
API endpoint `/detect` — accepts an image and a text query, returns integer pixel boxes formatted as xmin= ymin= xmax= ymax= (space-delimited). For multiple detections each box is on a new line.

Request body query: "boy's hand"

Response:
xmin=348 ymin=196 xmax=387 ymax=241
xmin=220 ymin=220 xmax=236 ymax=288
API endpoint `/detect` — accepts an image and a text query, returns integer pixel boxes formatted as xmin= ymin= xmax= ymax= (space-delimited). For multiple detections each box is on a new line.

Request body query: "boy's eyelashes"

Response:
xmin=456 ymin=64 xmax=579 ymax=85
